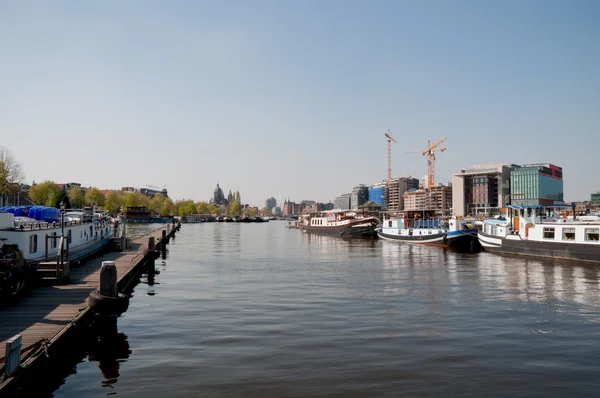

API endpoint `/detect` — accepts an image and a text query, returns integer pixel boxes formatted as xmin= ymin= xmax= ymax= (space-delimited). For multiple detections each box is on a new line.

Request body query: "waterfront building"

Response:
xmin=403 ymin=184 xmax=452 ymax=216
xmin=510 ymin=163 xmax=563 ymax=206
xmin=368 ymin=182 xmax=386 ymax=207
xmin=272 ymin=206 xmax=282 ymax=216
xmin=265 ymin=197 xmax=277 ymax=210
xmin=320 ymin=202 xmax=334 ymax=211
xmin=592 ymin=192 xmax=600 ymax=205
xmin=350 ymin=185 xmax=369 ymax=210
xmin=140 ymin=187 xmax=168 ymax=198
xmin=334 ymin=193 xmax=351 ymax=210
xmin=387 ymin=177 xmax=420 ymax=213
xmin=452 ymin=163 xmax=518 ymax=217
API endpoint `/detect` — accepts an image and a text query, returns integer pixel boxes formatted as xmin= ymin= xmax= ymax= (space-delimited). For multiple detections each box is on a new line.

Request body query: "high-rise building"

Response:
xmin=591 ymin=192 xmax=600 ymax=204
xmin=452 ymin=163 xmax=518 ymax=216
xmin=387 ymin=177 xmax=419 ymax=213
xmin=510 ymin=163 xmax=563 ymax=206
xmin=368 ymin=182 xmax=386 ymax=207
xmin=350 ymin=185 xmax=369 ymax=210
xmin=334 ymin=193 xmax=351 ymax=210
xmin=265 ymin=197 xmax=277 ymax=210
xmin=403 ymin=185 xmax=452 ymax=216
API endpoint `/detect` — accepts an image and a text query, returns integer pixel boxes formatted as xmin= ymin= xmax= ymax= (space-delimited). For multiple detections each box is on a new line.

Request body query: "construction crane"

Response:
xmin=384 ymin=129 xmax=397 ymax=186
xmin=407 ymin=138 xmax=447 ymax=190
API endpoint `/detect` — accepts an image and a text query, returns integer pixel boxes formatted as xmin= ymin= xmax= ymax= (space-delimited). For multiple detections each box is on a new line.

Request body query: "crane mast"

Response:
xmin=407 ymin=137 xmax=447 ymax=190
xmin=384 ymin=129 xmax=397 ymax=205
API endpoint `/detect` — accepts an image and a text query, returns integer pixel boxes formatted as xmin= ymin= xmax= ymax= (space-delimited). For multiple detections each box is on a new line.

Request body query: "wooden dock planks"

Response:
xmin=0 ymin=225 xmax=169 ymax=361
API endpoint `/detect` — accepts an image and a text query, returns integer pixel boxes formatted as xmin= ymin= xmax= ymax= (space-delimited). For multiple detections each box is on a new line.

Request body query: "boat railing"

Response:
xmin=13 ymin=219 xmax=88 ymax=232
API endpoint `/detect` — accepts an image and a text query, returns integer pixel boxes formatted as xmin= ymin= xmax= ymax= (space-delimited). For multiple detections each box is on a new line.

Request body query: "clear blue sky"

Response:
xmin=1 ymin=0 xmax=598 ymax=205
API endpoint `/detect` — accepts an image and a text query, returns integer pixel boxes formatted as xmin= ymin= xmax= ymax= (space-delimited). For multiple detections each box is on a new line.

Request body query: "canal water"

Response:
xmin=40 ymin=222 xmax=600 ymax=396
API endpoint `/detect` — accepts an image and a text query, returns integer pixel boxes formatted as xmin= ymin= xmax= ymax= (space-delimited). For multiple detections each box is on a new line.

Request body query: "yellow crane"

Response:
xmin=407 ymin=138 xmax=447 ymax=189
xmin=384 ymin=129 xmax=397 ymax=187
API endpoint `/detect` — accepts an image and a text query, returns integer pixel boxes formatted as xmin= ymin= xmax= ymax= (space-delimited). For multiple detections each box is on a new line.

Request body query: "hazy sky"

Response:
xmin=1 ymin=0 xmax=598 ymax=206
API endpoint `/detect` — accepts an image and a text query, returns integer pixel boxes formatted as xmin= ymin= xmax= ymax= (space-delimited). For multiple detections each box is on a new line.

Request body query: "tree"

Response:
xmin=149 ymin=194 xmax=166 ymax=215
xmin=244 ymin=207 xmax=258 ymax=217
xmin=177 ymin=200 xmax=197 ymax=216
xmin=105 ymin=191 xmax=124 ymax=215
xmin=68 ymin=187 xmax=85 ymax=208
xmin=0 ymin=147 xmax=24 ymax=206
xmin=85 ymin=187 xmax=106 ymax=207
xmin=196 ymin=201 xmax=209 ymax=214
xmin=207 ymin=204 xmax=221 ymax=215
xmin=227 ymin=190 xmax=242 ymax=215
xmin=28 ymin=180 xmax=60 ymax=205
xmin=159 ymin=198 xmax=173 ymax=217
xmin=260 ymin=207 xmax=272 ymax=215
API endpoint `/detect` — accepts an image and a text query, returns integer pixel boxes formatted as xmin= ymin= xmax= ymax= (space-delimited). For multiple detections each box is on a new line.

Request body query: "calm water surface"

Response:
xmin=44 ymin=221 xmax=600 ymax=397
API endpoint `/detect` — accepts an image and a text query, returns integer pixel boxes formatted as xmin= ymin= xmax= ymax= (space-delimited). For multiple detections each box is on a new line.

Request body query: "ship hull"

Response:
xmin=304 ymin=223 xmax=378 ymax=237
xmin=446 ymin=228 xmax=480 ymax=252
xmin=478 ymin=231 xmax=600 ymax=263
xmin=377 ymin=230 xmax=447 ymax=247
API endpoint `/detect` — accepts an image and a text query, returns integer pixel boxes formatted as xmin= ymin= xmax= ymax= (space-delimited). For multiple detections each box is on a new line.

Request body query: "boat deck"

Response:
xmin=0 ymin=225 xmax=168 ymax=362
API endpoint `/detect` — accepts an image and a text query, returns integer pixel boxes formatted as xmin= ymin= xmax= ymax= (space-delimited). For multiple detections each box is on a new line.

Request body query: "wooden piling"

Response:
xmin=99 ymin=261 xmax=118 ymax=297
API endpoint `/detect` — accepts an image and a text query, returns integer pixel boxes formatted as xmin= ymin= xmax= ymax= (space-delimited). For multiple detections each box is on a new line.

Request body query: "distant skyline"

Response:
xmin=1 ymin=1 xmax=598 ymax=205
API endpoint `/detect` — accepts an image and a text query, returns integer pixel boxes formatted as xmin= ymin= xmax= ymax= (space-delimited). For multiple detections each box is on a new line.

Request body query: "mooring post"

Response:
xmin=5 ymin=334 xmax=22 ymax=377
xmin=162 ymin=229 xmax=167 ymax=242
xmin=148 ymin=236 xmax=155 ymax=252
xmin=100 ymin=261 xmax=118 ymax=297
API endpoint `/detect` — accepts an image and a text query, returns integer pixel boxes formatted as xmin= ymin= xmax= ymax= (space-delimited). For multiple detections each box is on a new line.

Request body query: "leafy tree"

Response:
xmin=196 ymin=201 xmax=209 ymax=214
xmin=0 ymin=147 xmax=24 ymax=206
xmin=227 ymin=190 xmax=242 ymax=215
xmin=105 ymin=191 xmax=124 ymax=215
xmin=85 ymin=187 xmax=106 ymax=207
xmin=177 ymin=200 xmax=197 ymax=216
xmin=244 ymin=207 xmax=258 ymax=217
xmin=159 ymin=198 xmax=173 ymax=217
xmin=207 ymin=204 xmax=221 ymax=215
xmin=28 ymin=180 xmax=60 ymax=205
xmin=149 ymin=194 xmax=166 ymax=215
xmin=260 ymin=207 xmax=272 ymax=215
xmin=68 ymin=187 xmax=85 ymax=208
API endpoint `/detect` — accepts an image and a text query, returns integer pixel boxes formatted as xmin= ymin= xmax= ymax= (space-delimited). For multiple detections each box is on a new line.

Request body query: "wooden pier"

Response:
xmin=0 ymin=222 xmax=181 ymax=396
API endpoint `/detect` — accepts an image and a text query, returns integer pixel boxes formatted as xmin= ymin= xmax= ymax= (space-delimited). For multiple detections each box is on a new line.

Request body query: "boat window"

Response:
xmin=30 ymin=234 xmax=37 ymax=253
xmin=562 ymin=227 xmax=576 ymax=241
xmin=543 ymin=227 xmax=555 ymax=239
xmin=428 ymin=231 xmax=431 ymax=234
xmin=408 ymin=229 xmax=413 ymax=236
xmin=585 ymin=228 xmax=599 ymax=241
xmin=491 ymin=226 xmax=497 ymax=235
xmin=388 ymin=221 xmax=392 ymax=227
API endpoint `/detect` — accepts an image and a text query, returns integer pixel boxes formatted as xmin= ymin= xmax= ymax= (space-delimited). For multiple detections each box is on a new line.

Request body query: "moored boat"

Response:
xmin=301 ymin=210 xmax=379 ymax=237
xmin=378 ymin=211 xmax=478 ymax=250
xmin=478 ymin=204 xmax=600 ymax=263
xmin=0 ymin=206 xmax=117 ymax=297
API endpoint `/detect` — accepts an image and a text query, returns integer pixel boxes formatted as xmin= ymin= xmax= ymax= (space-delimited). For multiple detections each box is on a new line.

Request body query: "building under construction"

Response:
xmin=385 ymin=177 xmax=420 ymax=214
xmin=403 ymin=184 xmax=453 ymax=216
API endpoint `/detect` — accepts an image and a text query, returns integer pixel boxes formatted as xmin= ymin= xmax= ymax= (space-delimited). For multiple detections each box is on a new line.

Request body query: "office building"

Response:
xmin=387 ymin=177 xmax=420 ymax=213
xmin=510 ymin=163 xmax=563 ymax=206
xmin=452 ymin=163 xmax=518 ymax=216
xmin=265 ymin=197 xmax=277 ymax=210
xmin=591 ymin=192 xmax=600 ymax=205
xmin=403 ymin=184 xmax=452 ymax=216
xmin=334 ymin=193 xmax=351 ymax=210
xmin=350 ymin=185 xmax=369 ymax=210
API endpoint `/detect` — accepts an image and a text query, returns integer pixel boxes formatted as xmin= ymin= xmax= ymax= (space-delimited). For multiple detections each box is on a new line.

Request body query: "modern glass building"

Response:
xmin=510 ymin=163 xmax=563 ymax=206
xmin=368 ymin=185 xmax=385 ymax=207
xmin=350 ymin=185 xmax=369 ymax=210
xmin=592 ymin=192 xmax=600 ymax=204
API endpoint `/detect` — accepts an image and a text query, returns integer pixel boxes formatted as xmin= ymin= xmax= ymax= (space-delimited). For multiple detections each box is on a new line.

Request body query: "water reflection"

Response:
xmin=87 ymin=318 xmax=131 ymax=389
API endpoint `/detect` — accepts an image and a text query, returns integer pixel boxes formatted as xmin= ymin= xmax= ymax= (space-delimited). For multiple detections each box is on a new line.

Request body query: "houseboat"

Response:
xmin=0 ymin=206 xmax=117 ymax=296
xmin=478 ymin=204 xmax=600 ymax=263
xmin=378 ymin=210 xmax=479 ymax=250
xmin=122 ymin=206 xmax=174 ymax=224
xmin=300 ymin=210 xmax=379 ymax=237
